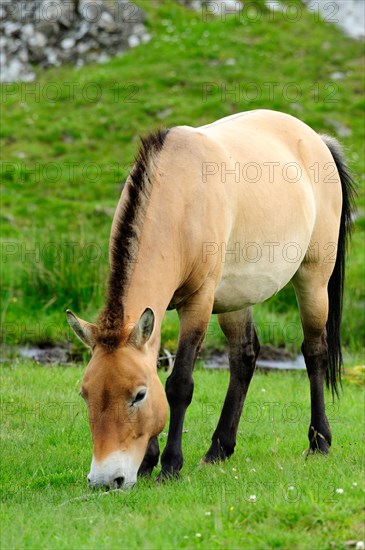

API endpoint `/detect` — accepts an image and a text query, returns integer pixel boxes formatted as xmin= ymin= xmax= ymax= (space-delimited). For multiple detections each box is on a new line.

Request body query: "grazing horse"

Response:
xmin=67 ymin=110 xmax=354 ymax=489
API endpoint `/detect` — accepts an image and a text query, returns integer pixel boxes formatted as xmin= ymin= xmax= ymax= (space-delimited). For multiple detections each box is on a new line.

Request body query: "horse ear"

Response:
xmin=128 ymin=308 xmax=155 ymax=349
xmin=66 ymin=309 xmax=98 ymax=349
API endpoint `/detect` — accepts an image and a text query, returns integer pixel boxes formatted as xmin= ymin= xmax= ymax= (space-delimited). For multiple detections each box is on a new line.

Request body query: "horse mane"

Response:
xmin=97 ymin=128 xmax=170 ymax=350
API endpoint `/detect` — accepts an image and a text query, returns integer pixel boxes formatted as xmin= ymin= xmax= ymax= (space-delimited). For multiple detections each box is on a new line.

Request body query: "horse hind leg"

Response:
xmin=293 ymin=266 xmax=332 ymax=454
xmin=203 ymin=307 xmax=260 ymax=463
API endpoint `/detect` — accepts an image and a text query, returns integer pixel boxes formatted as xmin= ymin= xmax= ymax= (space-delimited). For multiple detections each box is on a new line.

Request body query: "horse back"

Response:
xmin=161 ymin=110 xmax=342 ymax=310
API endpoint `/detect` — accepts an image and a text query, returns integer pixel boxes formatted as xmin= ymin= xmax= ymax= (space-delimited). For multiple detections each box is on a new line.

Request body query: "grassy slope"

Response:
xmin=1 ymin=0 xmax=364 ymax=356
xmin=1 ymin=361 xmax=364 ymax=549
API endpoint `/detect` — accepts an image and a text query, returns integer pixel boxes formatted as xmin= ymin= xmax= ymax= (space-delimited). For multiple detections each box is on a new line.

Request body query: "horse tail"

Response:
xmin=320 ymin=135 xmax=356 ymax=397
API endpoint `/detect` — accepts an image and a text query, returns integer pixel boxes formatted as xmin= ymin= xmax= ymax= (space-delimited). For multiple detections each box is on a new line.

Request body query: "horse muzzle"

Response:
xmin=87 ymin=450 xmax=138 ymax=490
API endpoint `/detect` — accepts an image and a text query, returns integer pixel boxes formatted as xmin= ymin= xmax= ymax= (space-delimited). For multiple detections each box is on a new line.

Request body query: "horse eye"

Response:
xmin=132 ymin=390 xmax=146 ymax=405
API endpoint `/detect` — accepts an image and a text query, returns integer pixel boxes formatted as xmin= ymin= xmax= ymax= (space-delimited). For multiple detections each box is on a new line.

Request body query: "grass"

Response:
xmin=1 ymin=360 xmax=364 ymax=549
xmin=1 ymin=5 xmax=364 ymax=548
xmin=0 ymin=0 xmax=364 ymax=356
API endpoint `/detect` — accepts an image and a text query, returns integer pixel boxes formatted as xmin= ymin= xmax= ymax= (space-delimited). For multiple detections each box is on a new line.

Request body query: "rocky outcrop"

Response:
xmin=303 ymin=0 xmax=364 ymax=40
xmin=182 ymin=0 xmax=364 ymax=40
xmin=0 ymin=0 xmax=149 ymax=82
xmin=178 ymin=0 xmax=243 ymax=15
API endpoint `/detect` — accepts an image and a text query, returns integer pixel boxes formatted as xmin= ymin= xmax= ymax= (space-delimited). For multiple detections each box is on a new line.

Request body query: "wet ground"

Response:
xmin=201 ymin=345 xmax=305 ymax=371
xmin=3 ymin=343 xmax=305 ymax=371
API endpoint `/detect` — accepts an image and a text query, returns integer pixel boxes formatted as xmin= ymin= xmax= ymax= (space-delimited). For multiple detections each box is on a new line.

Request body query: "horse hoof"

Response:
xmin=307 ymin=426 xmax=331 ymax=457
xmin=201 ymin=453 xmax=221 ymax=464
xmin=198 ymin=458 xmax=211 ymax=467
xmin=138 ymin=467 xmax=154 ymax=477
xmin=155 ymin=470 xmax=180 ymax=483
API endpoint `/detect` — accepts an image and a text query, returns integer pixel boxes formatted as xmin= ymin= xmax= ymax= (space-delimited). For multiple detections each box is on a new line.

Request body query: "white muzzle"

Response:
xmin=88 ymin=451 xmax=138 ymax=489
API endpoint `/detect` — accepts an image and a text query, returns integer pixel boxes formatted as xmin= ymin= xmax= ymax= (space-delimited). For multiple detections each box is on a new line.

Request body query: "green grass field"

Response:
xmin=1 ymin=0 xmax=364 ymax=355
xmin=1 ymin=361 xmax=364 ymax=549
xmin=1 ymin=1 xmax=364 ymax=548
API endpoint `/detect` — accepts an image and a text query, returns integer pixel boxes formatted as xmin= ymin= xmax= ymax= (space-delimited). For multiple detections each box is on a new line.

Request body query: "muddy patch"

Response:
xmin=4 ymin=343 xmax=305 ymax=371
xmin=2 ymin=344 xmax=82 ymax=365
xmin=201 ymin=345 xmax=305 ymax=371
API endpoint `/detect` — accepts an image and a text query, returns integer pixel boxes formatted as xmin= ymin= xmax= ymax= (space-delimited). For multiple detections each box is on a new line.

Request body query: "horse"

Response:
xmin=66 ymin=109 xmax=354 ymax=489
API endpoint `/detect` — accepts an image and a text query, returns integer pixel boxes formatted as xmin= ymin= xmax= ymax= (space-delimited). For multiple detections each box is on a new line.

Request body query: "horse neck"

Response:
xmin=121 ymin=217 xmax=180 ymax=347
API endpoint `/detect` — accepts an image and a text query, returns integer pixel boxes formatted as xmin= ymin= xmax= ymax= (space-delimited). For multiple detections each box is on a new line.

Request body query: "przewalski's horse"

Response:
xmin=67 ymin=110 xmax=354 ymax=489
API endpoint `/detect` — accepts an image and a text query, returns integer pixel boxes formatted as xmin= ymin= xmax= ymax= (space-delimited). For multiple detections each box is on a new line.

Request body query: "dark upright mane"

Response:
xmin=97 ymin=128 xmax=170 ymax=350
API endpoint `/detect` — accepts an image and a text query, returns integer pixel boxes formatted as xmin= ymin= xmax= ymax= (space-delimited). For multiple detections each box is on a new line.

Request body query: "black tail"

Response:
xmin=321 ymin=135 xmax=356 ymax=397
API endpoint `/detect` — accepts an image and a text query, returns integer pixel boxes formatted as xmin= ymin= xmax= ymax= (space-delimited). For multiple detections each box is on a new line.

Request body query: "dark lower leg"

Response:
xmin=303 ymin=333 xmax=332 ymax=454
xmin=204 ymin=316 xmax=260 ymax=462
xmin=158 ymin=331 xmax=204 ymax=479
xmin=138 ymin=437 xmax=160 ymax=476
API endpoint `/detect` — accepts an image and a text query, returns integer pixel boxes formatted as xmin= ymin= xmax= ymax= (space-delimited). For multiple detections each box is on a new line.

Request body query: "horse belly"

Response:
xmin=212 ymin=249 xmax=304 ymax=313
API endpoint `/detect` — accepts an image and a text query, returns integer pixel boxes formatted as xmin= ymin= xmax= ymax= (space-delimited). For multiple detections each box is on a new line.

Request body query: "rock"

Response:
xmin=303 ymin=0 xmax=365 ymax=40
xmin=98 ymin=11 xmax=116 ymax=32
xmin=76 ymin=41 xmax=91 ymax=54
xmin=0 ymin=0 xmax=148 ymax=82
xmin=18 ymin=49 xmax=29 ymax=63
xmin=132 ymin=23 xmax=147 ymax=36
xmin=2 ymin=58 xmax=35 ymax=83
xmin=61 ymin=37 xmax=76 ymax=49
xmin=4 ymin=21 xmax=21 ymax=36
xmin=74 ymin=20 xmax=89 ymax=40
xmin=45 ymin=48 xmax=58 ymax=65
xmin=27 ymin=32 xmax=47 ymax=63
xmin=157 ymin=108 xmax=174 ymax=119
xmin=128 ymin=35 xmax=140 ymax=48
xmin=290 ymin=103 xmax=304 ymax=112
xmin=7 ymin=39 xmax=22 ymax=54
xmin=330 ymin=71 xmax=345 ymax=80
xmin=206 ymin=0 xmax=243 ymax=17
xmin=265 ymin=1 xmax=284 ymax=12
xmin=36 ymin=0 xmax=75 ymax=29
xmin=181 ymin=0 xmax=243 ymax=15
xmin=325 ymin=118 xmax=352 ymax=138
xmin=141 ymin=33 xmax=151 ymax=44
xmin=78 ymin=0 xmax=103 ymax=22
xmin=97 ymin=52 xmax=110 ymax=64
xmin=21 ymin=23 xmax=35 ymax=39
xmin=36 ymin=20 xmax=61 ymax=39
xmin=28 ymin=32 xmax=47 ymax=49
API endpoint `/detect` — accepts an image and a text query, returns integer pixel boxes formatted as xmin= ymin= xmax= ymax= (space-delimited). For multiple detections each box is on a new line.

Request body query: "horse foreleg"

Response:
xmin=138 ymin=436 xmax=160 ymax=476
xmin=157 ymin=285 xmax=214 ymax=480
xmin=203 ymin=308 xmax=259 ymax=463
